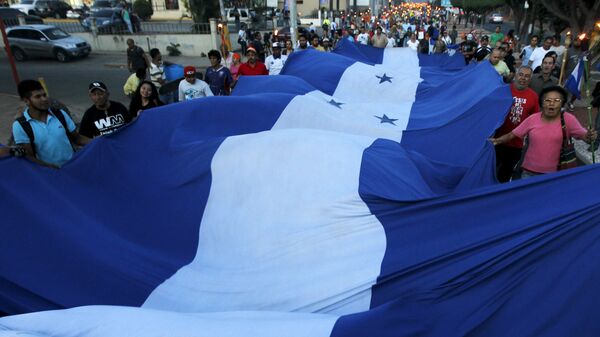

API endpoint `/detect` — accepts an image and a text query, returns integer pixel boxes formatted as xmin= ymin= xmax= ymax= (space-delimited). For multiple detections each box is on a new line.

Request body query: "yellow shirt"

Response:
xmin=123 ymin=73 xmax=140 ymax=96
xmin=493 ymin=60 xmax=510 ymax=77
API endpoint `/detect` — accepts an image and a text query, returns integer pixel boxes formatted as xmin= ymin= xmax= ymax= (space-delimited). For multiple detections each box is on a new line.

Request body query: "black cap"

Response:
xmin=88 ymin=81 xmax=107 ymax=93
xmin=481 ymin=35 xmax=489 ymax=41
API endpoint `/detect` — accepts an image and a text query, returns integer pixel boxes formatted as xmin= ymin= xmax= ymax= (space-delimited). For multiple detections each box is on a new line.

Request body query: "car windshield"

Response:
xmin=42 ymin=28 xmax=70 ymax=40
xmin=20 ymin=0 xmax=34 ymax=4
xmin=92 ymin=0 xmax=110 ymax=7
xmin=91 ymin=9 xmax=114 ymax=17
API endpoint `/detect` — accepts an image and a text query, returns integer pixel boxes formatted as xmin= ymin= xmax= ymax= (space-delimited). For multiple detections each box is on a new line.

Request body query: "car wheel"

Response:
xmin=55 ymin=49 xmax=69 ymax=62
xmin=12 ymin=47 xmax=26 ymax=62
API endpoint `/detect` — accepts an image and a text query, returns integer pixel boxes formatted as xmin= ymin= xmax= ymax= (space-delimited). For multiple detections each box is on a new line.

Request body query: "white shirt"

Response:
xmin=265 ymin=54 xmax=288 ymax=75
xmin=386 ymin=37 xmax=396 ymax=48
xmin=406 ymin=39 xmax=419 ymax=51
xmin=528 ymin=46 xmax=551 ymax=70
xmin=357 ymin=33 xmax=370 ymax=45
xmin=221 ymin=53 xmax=233 ymax=69
xmin=178 ymin=79 xmax=213 ymax=101
xmin=149 ymin=62 xmax=164 ymax=89
xmin=550 ymin=45 xmax=566 ymax=63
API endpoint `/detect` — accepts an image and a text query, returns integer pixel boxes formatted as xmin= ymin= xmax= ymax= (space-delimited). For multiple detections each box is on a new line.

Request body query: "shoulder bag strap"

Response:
xmin=16 ymin=116 xmax=36 ymax=157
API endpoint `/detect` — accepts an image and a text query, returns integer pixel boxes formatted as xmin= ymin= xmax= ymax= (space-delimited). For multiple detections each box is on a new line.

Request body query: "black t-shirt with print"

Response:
xmin=79 ymin=101 xmax=132 ymax=138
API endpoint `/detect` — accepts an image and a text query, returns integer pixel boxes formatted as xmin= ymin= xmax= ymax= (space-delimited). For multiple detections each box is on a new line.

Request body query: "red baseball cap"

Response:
xmin=184 ymin=66 xmax=196 ymax=76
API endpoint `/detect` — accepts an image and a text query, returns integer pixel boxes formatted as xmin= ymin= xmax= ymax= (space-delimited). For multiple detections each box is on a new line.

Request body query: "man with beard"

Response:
xmin=237 ymin=47 xmax=268 ymax=77
xmin=12 ymin=80 xmax=90 ymax=168
xmin=493 ymin=66 xmax=539 ymax=182
xmin=530 ymin=55 xmax=558 ymax=97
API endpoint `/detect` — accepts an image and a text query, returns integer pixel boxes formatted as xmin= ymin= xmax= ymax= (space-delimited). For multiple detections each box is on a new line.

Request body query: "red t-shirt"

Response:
xmin=495 ymin=84 xmax=540 ymax=148
xmin=238 ymin=62 xmax=268 ymax=76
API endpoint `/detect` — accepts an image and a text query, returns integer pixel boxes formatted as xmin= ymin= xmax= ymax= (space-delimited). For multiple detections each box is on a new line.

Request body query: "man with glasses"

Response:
xmin=492 ymin=66 xmax=539 ymax=182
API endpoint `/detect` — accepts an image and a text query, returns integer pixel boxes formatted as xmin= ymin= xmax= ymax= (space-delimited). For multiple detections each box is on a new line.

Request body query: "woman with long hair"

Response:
xmin=283 ymin=39 xmax=294 ymax=55
xmin=129 ymin=80 xmax=163 ymax=118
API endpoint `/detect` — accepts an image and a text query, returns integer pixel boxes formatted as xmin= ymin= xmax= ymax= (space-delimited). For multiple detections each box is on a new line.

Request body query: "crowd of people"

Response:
xmin=3 ymin=3 xmax=599 ymax=180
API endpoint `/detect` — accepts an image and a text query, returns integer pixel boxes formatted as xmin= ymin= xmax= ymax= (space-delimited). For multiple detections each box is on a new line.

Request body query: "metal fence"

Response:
xmin=30 ymin=21 xmax=211 ymax=35
xmin=0 ymin=17 xmax=210 ymax=35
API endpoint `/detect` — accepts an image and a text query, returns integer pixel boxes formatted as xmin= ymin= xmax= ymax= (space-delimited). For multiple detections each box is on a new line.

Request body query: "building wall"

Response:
xmin=70 ymin=32 xmax=226 ymax=56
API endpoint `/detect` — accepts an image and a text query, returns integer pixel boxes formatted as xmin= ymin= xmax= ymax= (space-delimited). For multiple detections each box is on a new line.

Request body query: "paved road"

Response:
xmin=0 ymin=51 xmax=209 ymax=142
xmin=0 ymin=51 xmax=209 ymax=112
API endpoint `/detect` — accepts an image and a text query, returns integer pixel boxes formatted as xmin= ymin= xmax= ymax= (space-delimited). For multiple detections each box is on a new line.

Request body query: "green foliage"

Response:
xmin=166 ymin=43 xmax=182 ymax=56
xmin=188 ymin=0 xmax=220 ymax=23
xmin=456 ymin=0 xmax=504 ymax=12
xmin=133 ymin=0 xmax=153 ymax=20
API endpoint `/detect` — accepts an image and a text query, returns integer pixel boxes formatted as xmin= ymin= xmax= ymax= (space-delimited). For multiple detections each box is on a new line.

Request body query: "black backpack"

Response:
xmin=16 ymin=108 xmax=75 ymax=157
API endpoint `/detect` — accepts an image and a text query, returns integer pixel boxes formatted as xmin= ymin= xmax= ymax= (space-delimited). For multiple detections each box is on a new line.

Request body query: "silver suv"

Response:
xmin=7 ymin=24 xmax=91 ymax=62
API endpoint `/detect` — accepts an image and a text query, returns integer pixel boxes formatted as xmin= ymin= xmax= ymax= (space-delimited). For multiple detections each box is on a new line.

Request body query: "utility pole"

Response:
xmin=290 ymin=0 xmax=298 ymax=49
xmin=0 ymin=18 xmax=20 ymax=89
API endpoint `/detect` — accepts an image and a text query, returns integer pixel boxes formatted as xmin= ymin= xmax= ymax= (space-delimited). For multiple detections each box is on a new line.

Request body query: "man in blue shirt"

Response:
xmin=12 ymin=80 xmax=91 ymax=168
xmin=205 ymin=50 xmax=233 ymax=96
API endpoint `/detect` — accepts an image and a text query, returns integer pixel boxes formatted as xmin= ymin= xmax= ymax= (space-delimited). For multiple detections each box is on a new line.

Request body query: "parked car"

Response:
xmin=81 ymin=8 xmax=140 ymax=33
xmin=273 ymin=26 xmax=308 ymax=42
xmin=225 ymin=8 xmax=250 ymax=23
xmin=7 ymin=24 xmax=91 ymax=62
xmin=10 ymin=0 xmax=42 ymax=15
xmin=0 ymin=7 xmax=44 ymax=25
xmin=66 ymin=4 xmax=89 ymax=19
xmin=41 ymin=0 xmax=72 ymax=18
xmin=10 ymin=0 xmax=70 ymax=18
xmin=90 ymin=0 xmax=119 ymax=12
xmin=488 ymin=13 xmax=503 ymax=24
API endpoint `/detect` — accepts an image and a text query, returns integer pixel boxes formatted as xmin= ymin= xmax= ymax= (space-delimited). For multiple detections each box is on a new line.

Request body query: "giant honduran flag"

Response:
xmin=5 ymin=47 xmax=598 ymax=336
xmin=0 ymin=49 xmax=508 ymax=316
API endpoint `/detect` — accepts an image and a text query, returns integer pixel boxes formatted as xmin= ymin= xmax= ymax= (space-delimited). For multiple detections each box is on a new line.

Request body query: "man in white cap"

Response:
xmin=460 ymin=33 xmax=477 ymax=65
xmin=265 ymin=42 xmax=287 ymax=75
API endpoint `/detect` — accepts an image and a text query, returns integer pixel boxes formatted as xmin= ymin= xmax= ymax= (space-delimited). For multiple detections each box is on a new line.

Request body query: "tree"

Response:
xmin=187 ymin=0 xmax=220 ymax=23
xmin=539 ymin=0 xmax=600 ymax=36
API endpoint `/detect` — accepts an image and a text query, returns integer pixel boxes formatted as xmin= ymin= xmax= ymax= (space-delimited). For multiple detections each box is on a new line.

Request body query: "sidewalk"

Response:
xmin=0 ymin=93 xmax=23 ymax=145
xmin=99 ymin=51 xmax=212 ymax=71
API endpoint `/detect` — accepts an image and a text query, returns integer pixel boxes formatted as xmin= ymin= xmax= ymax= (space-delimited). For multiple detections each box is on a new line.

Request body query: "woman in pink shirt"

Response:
xmin=229 ymin=53 xmax=241 ymax=82
xmin=490 ymin=86 xmax=597 ymax=178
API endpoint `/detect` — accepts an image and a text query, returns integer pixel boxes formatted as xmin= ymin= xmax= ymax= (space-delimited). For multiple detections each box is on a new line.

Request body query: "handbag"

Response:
xmin=557 ymin=113 xmax=578 ymax=171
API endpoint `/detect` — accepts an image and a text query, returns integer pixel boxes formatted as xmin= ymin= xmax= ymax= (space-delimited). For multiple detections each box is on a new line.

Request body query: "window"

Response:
xmin=42 ymin=28 xmax=70 ymax=40
xmin=165 ymin=0 xmax=179 ymax=10
xmin=7 ymin=29 xmax=26 ymax=38
xmin=23 ymin=29 xmax=43 ymax=40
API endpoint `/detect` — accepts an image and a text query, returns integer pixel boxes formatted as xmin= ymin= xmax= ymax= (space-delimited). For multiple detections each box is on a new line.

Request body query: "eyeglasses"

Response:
xmin=543 ymin=98 xmax=563 ymax=103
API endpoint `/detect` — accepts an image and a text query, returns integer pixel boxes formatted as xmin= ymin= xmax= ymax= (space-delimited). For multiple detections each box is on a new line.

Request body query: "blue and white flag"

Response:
xmin=4 ymin=44 xmax=599 ymax=336
xmin=565 ymin=56 xmax=585 ymax=99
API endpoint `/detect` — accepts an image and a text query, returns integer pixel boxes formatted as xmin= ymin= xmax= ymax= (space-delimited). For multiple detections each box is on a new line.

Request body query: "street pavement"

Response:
xmin=0 ymin=51 xmax=211 ymax=144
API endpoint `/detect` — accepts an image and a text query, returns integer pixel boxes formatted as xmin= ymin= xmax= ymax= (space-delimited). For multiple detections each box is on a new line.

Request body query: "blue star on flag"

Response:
xmin=374 ymin=114 xmax=398 ymax=125
xmin=376 ymin=73 xmax=393 ymax=84
xmin=328 ymin=99 xmax=344 ymax=109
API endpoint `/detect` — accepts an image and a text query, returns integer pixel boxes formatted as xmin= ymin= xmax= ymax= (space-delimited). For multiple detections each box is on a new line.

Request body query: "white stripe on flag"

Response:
xmin=144 ymin=129 xmax=387 ymax=315
xmin=273 ymin=90 xmax=412 ymax=142
xmin=0 ymin=306 xmax=339 ymax=337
